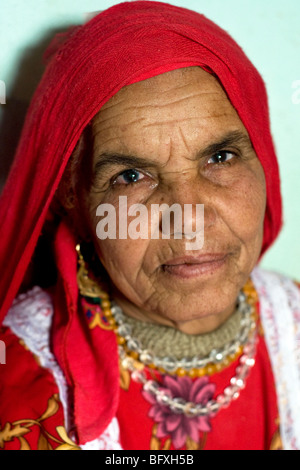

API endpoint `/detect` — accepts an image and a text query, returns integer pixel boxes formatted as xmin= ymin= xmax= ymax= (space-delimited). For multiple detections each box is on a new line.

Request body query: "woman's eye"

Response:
xmin=207 ymin=151 xmax=235 ymax=165
xmin=114 ymin=169 xmax=145 ymax=185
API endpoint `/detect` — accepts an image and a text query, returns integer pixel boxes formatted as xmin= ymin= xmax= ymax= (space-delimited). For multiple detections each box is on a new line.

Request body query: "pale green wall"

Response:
xmin=1 ymin=0 xmax=299 ymax=279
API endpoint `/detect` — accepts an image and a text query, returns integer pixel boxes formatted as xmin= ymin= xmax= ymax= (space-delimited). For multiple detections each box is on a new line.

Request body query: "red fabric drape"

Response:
xmin=0 ymin=1 xmax=282 ymax=320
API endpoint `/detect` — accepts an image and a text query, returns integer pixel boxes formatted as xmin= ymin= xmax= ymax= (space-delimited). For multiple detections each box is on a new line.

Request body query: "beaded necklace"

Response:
xmin=77 ymin=245 xmax=259 ymax=418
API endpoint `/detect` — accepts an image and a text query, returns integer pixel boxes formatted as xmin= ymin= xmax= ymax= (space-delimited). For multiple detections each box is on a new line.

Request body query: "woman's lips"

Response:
xmin=162 ymin=254 xmax=228 ymax=279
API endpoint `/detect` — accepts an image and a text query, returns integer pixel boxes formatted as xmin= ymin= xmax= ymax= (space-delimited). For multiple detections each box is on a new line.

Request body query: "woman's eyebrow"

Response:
xmin=94 ymin=130 xmax=252 ymax=176
xmin=94 ymin=154 xmax=157 ymax=176
xmin=198 ymin=130 xmax=253 ymax=158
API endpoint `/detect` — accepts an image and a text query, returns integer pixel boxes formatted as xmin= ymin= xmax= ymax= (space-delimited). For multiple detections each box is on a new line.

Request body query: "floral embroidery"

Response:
xmin=81 ymin=297 xmax=113 ymax=330
xmin=142 ymin=375 xmax=216 ymax=449
xmin=0 ymin=394 xmax=80 ymax=450
xmin=269 ymin=419 xmax=283 ymax=450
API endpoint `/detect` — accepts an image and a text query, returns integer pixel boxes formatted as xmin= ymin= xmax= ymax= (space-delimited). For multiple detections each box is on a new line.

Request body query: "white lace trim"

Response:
xmin=80 ymin=418 xmax=122 ymax=450
xmin=252 ymin=267 xmax=300 ymax=450
xmin=3 ymin=287 xmax=70 ymax=430
xmin=3 ymin=286 xmax=122 ymax=450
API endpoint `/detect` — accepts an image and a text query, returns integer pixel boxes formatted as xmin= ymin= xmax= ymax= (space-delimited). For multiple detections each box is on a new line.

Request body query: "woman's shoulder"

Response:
xmin=251 ymin=266 xmax=300 ymax=327
xmin=252 ymin=265 xmax=300 ymax=294
xmin=4 ymin=286 xmax=54 ymax=329
xmin=1 ymin=285 xmax=54 ymax=363
xmin=1 ymin=285 xmax=67 ymax=387
xmin=251 ymin=266 xmax=300 ymax=450
xmin=1 ymin=286 xmax=52 ymax=359
xmin=0 ymin=285 xmax=56 ymax=379
xmin=0 ymin=287 xmax=56 ymax=398
xmin=0 ymin=287 xmax=72 ymax=450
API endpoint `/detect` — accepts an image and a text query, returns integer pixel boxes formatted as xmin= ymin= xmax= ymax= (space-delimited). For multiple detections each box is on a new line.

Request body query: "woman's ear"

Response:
xmin=51 ymin=130 xmax=93 ymax=241
xmin=55 ymin=131 xmax=86 ymax=211
xmin=56 ymin=165 xmax=76 ymax=210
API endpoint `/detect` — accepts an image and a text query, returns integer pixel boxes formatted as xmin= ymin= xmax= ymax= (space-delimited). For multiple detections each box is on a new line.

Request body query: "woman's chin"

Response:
xmin=148 ymin=289 xmax=238 ymax=335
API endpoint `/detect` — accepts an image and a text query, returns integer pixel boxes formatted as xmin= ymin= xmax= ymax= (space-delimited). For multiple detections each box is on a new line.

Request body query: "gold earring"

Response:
xmin=76 ymin=244 xmax=109 ymax=300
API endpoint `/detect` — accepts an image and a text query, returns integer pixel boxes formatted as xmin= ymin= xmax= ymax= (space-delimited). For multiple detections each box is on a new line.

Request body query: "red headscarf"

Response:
xmin=0 ymin=1 xmax=282 ymax=443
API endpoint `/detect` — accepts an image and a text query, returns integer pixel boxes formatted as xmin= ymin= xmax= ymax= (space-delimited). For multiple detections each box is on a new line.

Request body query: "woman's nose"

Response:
xmin=155 ymin=173 xmax=218 ymax=245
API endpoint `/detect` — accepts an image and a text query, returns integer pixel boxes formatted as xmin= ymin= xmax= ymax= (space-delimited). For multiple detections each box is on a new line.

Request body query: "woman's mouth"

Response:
xmin=162 ymin=254 xmax=228 ymax=279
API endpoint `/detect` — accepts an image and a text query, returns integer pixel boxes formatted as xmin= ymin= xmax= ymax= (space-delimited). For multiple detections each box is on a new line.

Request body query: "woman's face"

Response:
xmin=83 ymin=67 xmax=266 ymax=334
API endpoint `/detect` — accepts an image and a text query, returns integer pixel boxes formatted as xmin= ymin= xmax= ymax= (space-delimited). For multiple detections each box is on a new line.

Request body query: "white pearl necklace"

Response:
xmin=115 ymin=293 xmax=258 ymax=418
xmin=119 ymin=328 xmax=257 ymax=417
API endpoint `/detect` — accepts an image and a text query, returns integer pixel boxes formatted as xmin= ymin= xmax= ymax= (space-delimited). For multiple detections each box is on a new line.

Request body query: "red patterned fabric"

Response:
xmin=0 ymin=304 xmax=281 ymax=450
xmin=117 ymin=334 xmax=280 ymax=450
xmin=0 ymin=1 xmax=282 ymax=447
xmin=82 ymin=296 xmax=281 ymax=450
xmin=0 ymin=327 xmax=67 ymax=450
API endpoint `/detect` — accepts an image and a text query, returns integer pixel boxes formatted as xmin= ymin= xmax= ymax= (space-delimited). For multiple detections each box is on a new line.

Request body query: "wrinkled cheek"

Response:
xmin=97 ymin=238 xmax=129 ymax=269
xmin=91 ymin=200 xmax=151 ymax=271
xmin=96 ymin=236 xmax=149 ymax=284
xmin=229 ymin=184 xmax=266 ymax=257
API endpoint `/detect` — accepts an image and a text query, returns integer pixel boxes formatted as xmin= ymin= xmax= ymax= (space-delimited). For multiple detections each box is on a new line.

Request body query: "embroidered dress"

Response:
xmin=1 ymin=267 xmax=299 ymax=450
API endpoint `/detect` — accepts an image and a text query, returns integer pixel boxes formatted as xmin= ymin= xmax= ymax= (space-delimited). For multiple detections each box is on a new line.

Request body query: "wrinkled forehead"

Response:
xmin=91 ymin=67 xmax=246 ymax=158
xmin=98 ymin=67 xmax=221 ymax=107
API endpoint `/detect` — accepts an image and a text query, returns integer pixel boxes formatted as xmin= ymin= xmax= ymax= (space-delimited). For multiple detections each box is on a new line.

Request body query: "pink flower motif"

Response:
xmin=143 ymin=375 xmax=216 ymax=449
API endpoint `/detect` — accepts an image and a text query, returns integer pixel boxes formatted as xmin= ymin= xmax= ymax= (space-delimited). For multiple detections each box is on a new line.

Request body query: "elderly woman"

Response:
xmin=0 ymin=1 xmax=299 ymax=451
